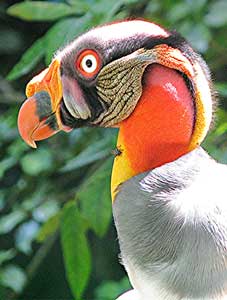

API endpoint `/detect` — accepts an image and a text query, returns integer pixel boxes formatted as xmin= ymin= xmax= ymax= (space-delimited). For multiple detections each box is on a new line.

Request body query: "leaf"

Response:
xmin=15 ymin=221 xmax=40 ymax=254
xmin=94 ymin=277 xmax=131 ymax=300
xmin=167 ymin=3 xmax=192 ymax=22
xmin=36 ymin=213 xmax=60 ymax=243
xmin=0 ymin=249 xmax=16 ymax=266
xmin=179 ymin=22 xmax=211 ymax=53
xmin=215 ymin=82 xmax=227 ymax=97
xmin=60 ymin=138 xmax=112 ymax=172
xmin=60 ymin=201 xmax=91 ymax=299
xmin=0 ymin=265 xmax=26 ymax=293
xmin=33 ymin=200 xmax=59 ymax=222
xmin=44 ymin=15 xmax=92 ymax=64
xmin=7 ymin=37 xmax=45 ymax=81
xmin=65 ymin=0 xmax=90 ymax=11
xmin=20 ymin=148 xmax=53 ymax=176
xmin=205 ymin=0 xmax=227 ymax=28
xmin=78 ymin=158 xmax=113 ymax=237
xmin=0 ymin=210 xmax=27 ymax=234
xmin=7 ymin=1 xmax=75 ymax=22
xmin=0 ymin=157 xmax=17 ymax=179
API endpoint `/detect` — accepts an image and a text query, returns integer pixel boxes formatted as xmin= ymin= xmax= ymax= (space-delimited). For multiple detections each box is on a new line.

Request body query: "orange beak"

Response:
xmin=18 ymin=58 xmax=71 ymax=148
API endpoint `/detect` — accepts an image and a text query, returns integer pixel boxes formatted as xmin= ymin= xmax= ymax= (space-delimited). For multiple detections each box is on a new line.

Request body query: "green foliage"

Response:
xmin=94 ymin=277 xmax=131 ymax=300
xmin=0 ymin=265 xmax=26 ymax=293
xmin=60 ymin=201 xmax=91 ymax=300
xmin=20 ymin=148 xmax=54 ymax=175
xmin=1 ymin=0 xmax=227 ymax=299
xmin=36 ymin=213 xmax=60 ymax=243
xmin=79 ymin=158 xmax=112 ymax=237
xmin=205 ymin=0 xmax=227 ymax=28
xmin=0 ymin=250 xmax=16 ymax=266
xmin=7 ymin=38 xmax=45 ymax=81
xmin=7 ymin=1 xmax=80 ymax=21
xmin=0 ymin=210 xmax=27 ymax=234
xmin=44 ymin=15 xmax=93 ymax=64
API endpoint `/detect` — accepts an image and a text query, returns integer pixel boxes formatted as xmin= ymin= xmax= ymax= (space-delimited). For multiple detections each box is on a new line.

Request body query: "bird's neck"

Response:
xmin=111 ymin=64 xmax=195 ymax=200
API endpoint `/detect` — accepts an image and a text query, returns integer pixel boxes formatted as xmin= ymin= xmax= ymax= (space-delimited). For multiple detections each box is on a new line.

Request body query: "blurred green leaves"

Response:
xmin=7 ymin=38 xmax=45 ymax=81
xmin=0 ymin=210 xmax=27 ymax=234
xmin=60 ymin=201 xmax=91 ymax=300
xmin=79 ymin=158 xmax=112 ymax=237
xmin=94 ymin=277 xmax=131 ymax=300
xmin=20 ymin=148 xmax=53 ymax=175
xmin=2 ymin=0 xmax=227 ymax=299
xmin=7 ymin=1 xmax=79 ymax=21
xmin=44 ymin=15 xmax=92 ymax=65
xmin=0 ymin=265 xmax=26 ymax=293
xmin=0 ymin=250 xmax=16 ymax=266
xmin=36 ymin=213 xmax=60 ymax=243
xmin=205 ymin=0 xmax=227 ymax=28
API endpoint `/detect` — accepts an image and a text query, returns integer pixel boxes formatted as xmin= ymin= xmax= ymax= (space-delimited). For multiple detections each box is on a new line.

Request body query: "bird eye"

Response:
xmin=76 ymin=50 xmax=101 ymax=78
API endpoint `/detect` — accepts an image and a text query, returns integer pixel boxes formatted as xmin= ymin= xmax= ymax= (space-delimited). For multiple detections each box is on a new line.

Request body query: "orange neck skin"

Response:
xmin=111 ymin=64 xmax=195 ymax=200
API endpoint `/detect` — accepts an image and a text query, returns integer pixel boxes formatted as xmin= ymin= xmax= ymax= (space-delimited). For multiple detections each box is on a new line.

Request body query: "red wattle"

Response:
xmin=119 ymin=63 xmax=194 ymax=174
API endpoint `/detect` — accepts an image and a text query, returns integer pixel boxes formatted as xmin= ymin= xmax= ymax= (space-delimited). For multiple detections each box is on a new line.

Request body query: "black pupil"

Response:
xmin=86 ymin=59 xmax=93 ymax=68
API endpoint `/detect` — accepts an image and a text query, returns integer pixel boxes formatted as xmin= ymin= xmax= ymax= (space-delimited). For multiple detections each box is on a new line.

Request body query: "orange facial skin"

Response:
xmin=111 ymin=64 xmax=195 ymax=199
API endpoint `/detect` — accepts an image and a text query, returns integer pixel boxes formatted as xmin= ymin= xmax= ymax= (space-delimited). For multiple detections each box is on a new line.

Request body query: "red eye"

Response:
xmin=76 ymin=49 xmax=101 ymax=78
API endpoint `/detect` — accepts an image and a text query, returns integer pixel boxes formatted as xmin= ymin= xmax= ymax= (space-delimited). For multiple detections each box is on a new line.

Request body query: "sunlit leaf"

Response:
xmin=36 ymin=213 xmax=60 ymax=243
xmin=167 ymin=3 xmax=191 ymax=22
xmin=7 ymin=1 xmax=75 ymax=21
xmin=0 ymin=210 xmax=27 ymax=234
xmin=94 ymin=277 xmax=131 ymax=300
xmin=0 ymin=249 xmax=16 ymax=266
xmin=179 ymin=22 xmax=211 ymax=52
xmin=205 ymin=0 xmax=227 ymax=27
xmin=64 ymin=0 xmax=90 ymax=10
xmin=0 ymin=265 xmax=26 ymax=293
xmin=188 ymin=0 xmax=207 ymax=11
xmin=15 ymin=221 xmax=40 ymax=254
xmin=33 ymin=200 xmax=59 ymax=222
xmin=7 ymin=37 xmax=45 ymax=81
xmin=79 ymin=158 xmax=113 ymax=237
xmin=60 ymin=201 xmax=91 ymax=299
xmin=20 ymin=148 xmax=53 ymax=176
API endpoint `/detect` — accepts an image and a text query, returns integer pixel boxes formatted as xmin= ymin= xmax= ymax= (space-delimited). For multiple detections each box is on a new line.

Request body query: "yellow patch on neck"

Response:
xmin=111 ymin=132 xmax=135 ymax=201
xmin=188 ymin=60 xmax=213 ymax=151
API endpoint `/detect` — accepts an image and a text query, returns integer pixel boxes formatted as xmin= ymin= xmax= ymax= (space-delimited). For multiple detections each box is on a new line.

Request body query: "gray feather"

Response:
xmin=113 ymin=147 xmax=227 ymax=299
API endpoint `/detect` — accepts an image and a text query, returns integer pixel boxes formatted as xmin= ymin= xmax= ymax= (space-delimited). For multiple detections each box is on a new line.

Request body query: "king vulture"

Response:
xmin=17 ymin=20 xmax=227 ymax=300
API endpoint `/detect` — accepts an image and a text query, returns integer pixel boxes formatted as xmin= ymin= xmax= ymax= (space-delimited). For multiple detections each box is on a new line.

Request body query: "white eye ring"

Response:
xmin=80 ymin=54 xmax=98 ymax=74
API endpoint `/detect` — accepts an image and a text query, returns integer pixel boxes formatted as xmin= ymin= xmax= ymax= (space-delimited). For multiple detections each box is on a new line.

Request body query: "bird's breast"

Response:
xmin=113 ymin=148 xmax=227 ymax=299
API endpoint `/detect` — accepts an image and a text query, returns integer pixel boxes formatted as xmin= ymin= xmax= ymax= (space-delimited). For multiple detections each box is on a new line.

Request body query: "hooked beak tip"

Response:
xmin=18 ymin=96 xmax=38 ymax=148
xmin=18 ymin=92 xmax=59 ymax=148
xmin=27 ymin=139 xmax=37 ymax=149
